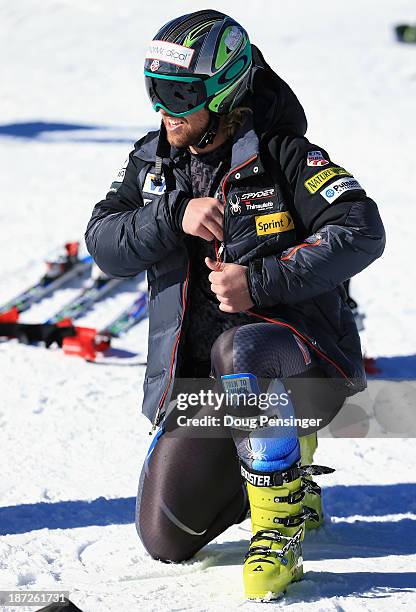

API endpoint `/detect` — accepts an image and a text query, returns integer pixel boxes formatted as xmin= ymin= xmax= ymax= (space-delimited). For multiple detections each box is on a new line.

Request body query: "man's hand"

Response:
xmin=206 ymin=257 xmax=254 ymax=313
xmin=182 ymin=197 xmax=224 ymax=242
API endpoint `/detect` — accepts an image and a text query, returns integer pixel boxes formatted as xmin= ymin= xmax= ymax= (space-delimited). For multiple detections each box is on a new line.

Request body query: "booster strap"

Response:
xmin=241 ymin=461 xmax=335 ymax=487
xmin=241 ymin=461 xmax=301 ymax=487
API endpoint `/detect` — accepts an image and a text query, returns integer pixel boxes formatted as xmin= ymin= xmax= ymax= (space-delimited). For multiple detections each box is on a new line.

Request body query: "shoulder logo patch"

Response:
xmin=320 ymin=178 xmax=363 ymax=203
xmin=304 ymin=167 xmax=351 ymax=194
xmin=307 ymin=150 xmax=329 ymax=167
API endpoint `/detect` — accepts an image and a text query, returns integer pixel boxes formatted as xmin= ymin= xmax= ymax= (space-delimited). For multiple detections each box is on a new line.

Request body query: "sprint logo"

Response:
xmin=304 ymin=167 xmax=351 ymax=194
xmin=255 ymin=212 xmax=294 ymax=236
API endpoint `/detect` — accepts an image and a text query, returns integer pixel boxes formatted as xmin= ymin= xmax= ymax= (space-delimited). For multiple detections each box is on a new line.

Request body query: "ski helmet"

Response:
xmin=144 ymin=10 xmax=252 ymax=117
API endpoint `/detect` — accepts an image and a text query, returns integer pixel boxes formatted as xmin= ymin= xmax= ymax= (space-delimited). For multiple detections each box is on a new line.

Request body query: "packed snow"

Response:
xmin=0 ymin=1 xmax=415 ymax=610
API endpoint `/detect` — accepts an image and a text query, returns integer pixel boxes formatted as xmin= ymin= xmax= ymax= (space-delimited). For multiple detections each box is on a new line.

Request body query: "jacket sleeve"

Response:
xmin=85 ymin=140 xmax=188 ymax=278
xmin=248 ymin=136 xmax=386 ymax=307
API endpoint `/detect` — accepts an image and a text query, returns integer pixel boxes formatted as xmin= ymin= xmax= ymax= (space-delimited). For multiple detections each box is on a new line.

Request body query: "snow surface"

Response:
xmin=1 ymin=0 xmax=416 ymax=610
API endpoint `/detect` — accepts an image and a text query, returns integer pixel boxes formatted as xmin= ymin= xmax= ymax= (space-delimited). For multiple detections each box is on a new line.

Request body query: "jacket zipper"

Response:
xmin=152 ymin=263 xmax=190 ymax=431
xmin=153 ymin=155 xmax=258 ymax=428
xmin=215 ymin=154 xmax=259 ymax=263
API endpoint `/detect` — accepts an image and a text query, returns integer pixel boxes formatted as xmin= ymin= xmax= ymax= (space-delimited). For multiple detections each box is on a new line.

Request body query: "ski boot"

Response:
xmin=300 ymin=433 xmax=324 ymax=530
xmin=241 ymin=436 xmax=333 ymax=600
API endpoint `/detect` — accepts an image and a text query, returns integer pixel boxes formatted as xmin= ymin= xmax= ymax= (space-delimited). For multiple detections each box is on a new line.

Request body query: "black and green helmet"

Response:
xmin=144 ymin=10 xmax=252 ymax=117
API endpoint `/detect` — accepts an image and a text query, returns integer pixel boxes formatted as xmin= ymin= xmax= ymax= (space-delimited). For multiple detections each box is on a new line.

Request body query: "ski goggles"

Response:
xmin=144 ymin=72 xmax=209 ymax=117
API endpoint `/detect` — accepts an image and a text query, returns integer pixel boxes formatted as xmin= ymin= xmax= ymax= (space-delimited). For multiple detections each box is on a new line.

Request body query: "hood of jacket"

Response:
xmin=249 ymin=45 xmax=307 ymax=138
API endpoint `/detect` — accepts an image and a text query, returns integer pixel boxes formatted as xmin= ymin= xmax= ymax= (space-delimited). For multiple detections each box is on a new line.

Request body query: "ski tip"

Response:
xmin=0 ymin=306 xmax=19 ymax=323
xmin=64 ymin=241 xmax=80 ymax=258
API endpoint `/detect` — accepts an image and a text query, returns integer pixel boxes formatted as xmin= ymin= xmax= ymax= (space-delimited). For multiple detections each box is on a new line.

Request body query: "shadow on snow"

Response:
xmin=285 ymin=570 xmax=416 ymax=601
xmin=1 ymin=486 xmax=416 ymax=600
xmin=0 ymin=495 xmax=136 ymax=536
xmin=367 ymin=354 xmax=416 ymax=380
xmin=1 ymin=484 xmax=416 ymax=555
xmin=0 ymin=121 xmax=148 ymax=144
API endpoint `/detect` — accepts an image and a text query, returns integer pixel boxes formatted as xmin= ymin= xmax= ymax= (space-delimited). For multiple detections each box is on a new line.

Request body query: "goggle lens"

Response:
xmin=144 ymin=74 xmax=207 ymax=116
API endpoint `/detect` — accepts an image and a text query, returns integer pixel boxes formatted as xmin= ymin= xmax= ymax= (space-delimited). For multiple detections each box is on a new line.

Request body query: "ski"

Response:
xmin=0 ymin=277 xmax=148 ymax=364
xmin=46 ymin=275 xmax=125 ymax=324
xmin=101 ymin=292 xmax=148 ymax=337
xmin=62 ymin=289 xmax=148 ymax=362
xmin=0 ymin=272 xmax=126 ymax=350
xmin=0 ymin=242 xmax=92 ymax=317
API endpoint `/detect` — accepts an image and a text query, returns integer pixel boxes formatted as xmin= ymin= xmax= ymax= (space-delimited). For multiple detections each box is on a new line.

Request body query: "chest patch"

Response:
xmin=143 ymin=172 xmax=166 ymax=196
xmin=228 ymin=188 xmax=279 ymax=216
xmin=255 ymin=211 xmax=295 ymax=236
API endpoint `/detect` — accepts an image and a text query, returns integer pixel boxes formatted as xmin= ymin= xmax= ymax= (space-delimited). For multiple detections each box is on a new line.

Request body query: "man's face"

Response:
xmin=160 ymin=108 xmax=210 ymax=148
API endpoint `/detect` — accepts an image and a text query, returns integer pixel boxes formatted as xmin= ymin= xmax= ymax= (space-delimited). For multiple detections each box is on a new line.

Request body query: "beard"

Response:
xmin=162 ymin=112 xmax=210 ymax=148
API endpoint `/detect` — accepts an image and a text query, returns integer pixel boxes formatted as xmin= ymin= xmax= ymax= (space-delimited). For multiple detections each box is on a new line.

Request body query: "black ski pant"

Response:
xmin=135 ymin=323 xmax=347 ymax=562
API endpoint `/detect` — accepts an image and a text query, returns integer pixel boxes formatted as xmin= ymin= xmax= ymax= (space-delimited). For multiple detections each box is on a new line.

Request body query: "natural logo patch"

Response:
xmin=304 ymin=167 xmax=351 ymax=194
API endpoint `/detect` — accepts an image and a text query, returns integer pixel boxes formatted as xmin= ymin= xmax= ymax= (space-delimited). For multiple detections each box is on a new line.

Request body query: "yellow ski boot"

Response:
xmin=243 ymin=465 xmax=308 ymax=600
xmin=241 ymin=438 xmax=334 ymax=600
xmin=300 ymin=433 xmax=325 ymax=530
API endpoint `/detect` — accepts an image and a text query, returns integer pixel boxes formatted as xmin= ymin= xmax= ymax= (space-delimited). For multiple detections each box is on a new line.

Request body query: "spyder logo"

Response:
xmin=229 ymin=193 xmax=242 ymax=215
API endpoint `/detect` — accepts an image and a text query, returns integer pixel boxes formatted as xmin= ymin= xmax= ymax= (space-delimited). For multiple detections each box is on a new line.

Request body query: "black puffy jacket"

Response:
xmin=85 ymin=47 xmax=385 ymax=428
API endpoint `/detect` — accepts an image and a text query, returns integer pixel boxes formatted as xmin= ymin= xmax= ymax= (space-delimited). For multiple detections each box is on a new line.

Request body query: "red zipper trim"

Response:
xmin=281 ymin=238 xmax=322 ymax=261
xmin=217 ymin=154 xmax=258 ymax=264
xmin=220 ymin=154 xmax=258 ymax=204
xmin=154 ymin=264 xmax=190 ymax=428
xmin=247 ymin=310 xmax=354 ymax=386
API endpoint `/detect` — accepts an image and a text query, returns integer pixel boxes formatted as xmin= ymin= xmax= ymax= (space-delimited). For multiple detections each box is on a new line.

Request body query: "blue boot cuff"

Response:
xmin=250 ymin=435 xmax=300 ymax=473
